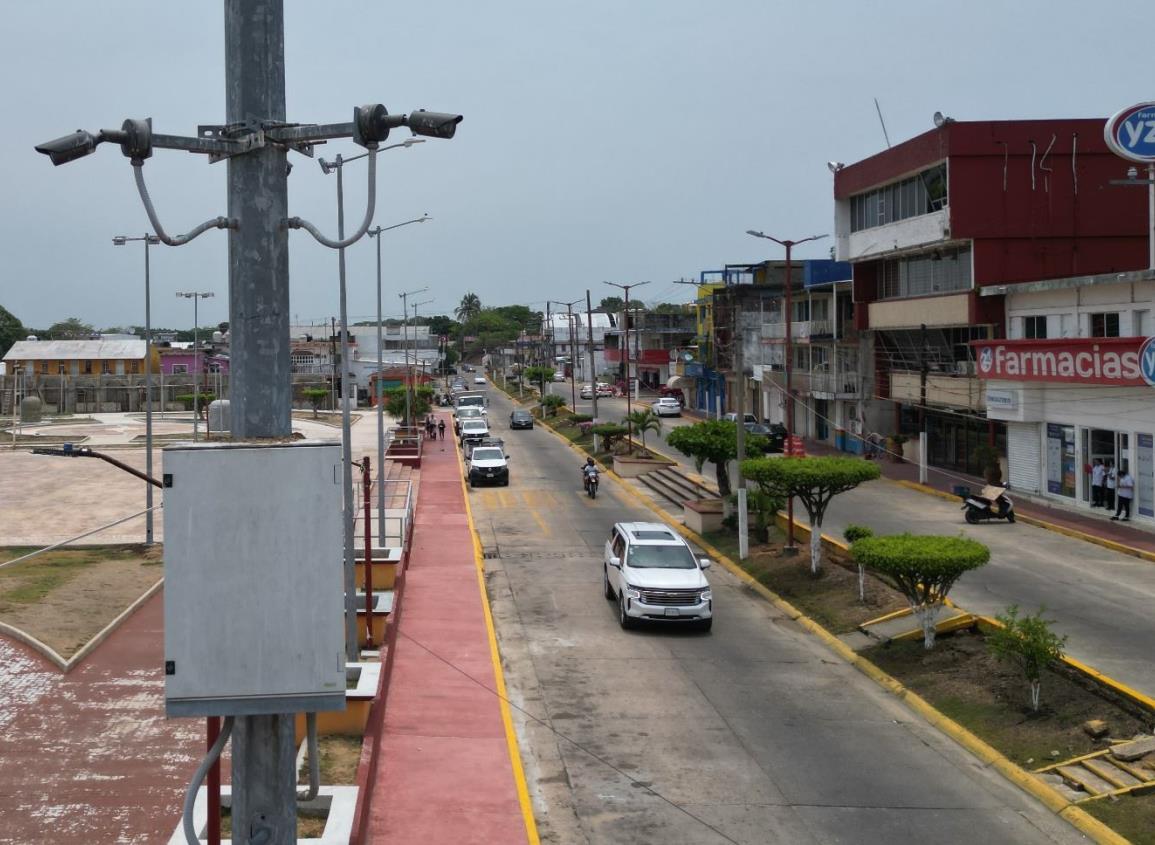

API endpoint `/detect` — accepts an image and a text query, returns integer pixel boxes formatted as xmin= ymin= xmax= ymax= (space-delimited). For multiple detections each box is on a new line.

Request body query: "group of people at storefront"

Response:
xmin=1089 ymin=458 xmax=1135 ymax=521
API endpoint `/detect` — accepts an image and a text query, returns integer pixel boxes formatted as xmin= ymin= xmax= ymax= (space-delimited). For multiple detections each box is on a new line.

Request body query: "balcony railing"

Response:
xmin=760 ymin=320 xmax=835 ymax=341
xmin=809 ymin=371 xmax=860 ymax=396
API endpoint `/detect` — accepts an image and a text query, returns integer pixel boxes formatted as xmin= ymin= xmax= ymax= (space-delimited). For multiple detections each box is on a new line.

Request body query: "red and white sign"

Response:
xmin=971 ymin=337 xmax=1147 ymax=385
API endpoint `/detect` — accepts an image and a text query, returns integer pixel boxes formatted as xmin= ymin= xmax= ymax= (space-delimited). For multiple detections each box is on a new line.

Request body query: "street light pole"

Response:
xmin=398 ymin=287 xmax=429 ymax=426
xmin=604 ymin=281 xmax=649 ymax=449
xmin=176 ymin=291 xmax=214 ymax=442
xmin=114 ymin=233 xmax=160 ymax=545
xmin=367 ymin=215 xmax=430 ymax=541
xmin=549 ymin=298 xmax=582 ymax=410
xmin=746 ymin=230 xmax=828 ymax=553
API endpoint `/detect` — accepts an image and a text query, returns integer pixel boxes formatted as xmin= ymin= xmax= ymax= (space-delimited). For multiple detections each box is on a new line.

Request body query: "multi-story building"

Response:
xmin=833 ymin=118 xmax=1148 ymax=474
xmin=3 ymin=338 xmax=155 ymax=377
xmin=546 ymin=311 xmax=614 ymax=382
xmin=603 ymin=307 xmax=697 ymax=392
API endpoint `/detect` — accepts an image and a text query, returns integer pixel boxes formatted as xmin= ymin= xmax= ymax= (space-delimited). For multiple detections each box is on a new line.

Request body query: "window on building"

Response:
xmin=171 ymin=364 xmax=188 ymax=374
xmin=877 ymin=246 xmax=972 ymax=300
xmin=1133 ymin=309 xmax=1148 ymax=337
xmin=129 ymin=361 xmax=139 ymax=374
xmin=58 ymin=364 xmax=66 ymax=375
xmin=792 ymin=347 xmax=810 ymax=371
xmin=849 ymin=163 xmax=948 ymax=233
xmin=1024 ymin=315 xmax=1047 ymax=339
xmin=793 ymin=300 xmax=810 ymax=322
xmin=83 ymin=360 xmax=93 ymax=375
xmin=1090 ymin=312 xmax=1120 ymax=338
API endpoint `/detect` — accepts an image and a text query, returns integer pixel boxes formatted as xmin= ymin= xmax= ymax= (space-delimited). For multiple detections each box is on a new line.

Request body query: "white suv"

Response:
xmin=603 ymin=522 xmax=713 ymax=631
xmin=653 ymin=397 xmax=682 ymax=417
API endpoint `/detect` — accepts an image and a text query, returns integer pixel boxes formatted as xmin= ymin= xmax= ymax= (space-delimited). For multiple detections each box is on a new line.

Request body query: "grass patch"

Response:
xmin=299 ymin=735 xmax=363 ymax=785
xmin=1083 ymin=796 xmax=1155 ymax=845
xmin=220 ymin=810 xmax=327 ymax=839
xmin=0 ymin=545 xmax=148 ymax=608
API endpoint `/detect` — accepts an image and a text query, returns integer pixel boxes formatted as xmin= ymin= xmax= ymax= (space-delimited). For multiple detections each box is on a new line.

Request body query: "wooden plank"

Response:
xmin=1057 ymin=765 xmax=1113 ymax=796
xmin=1083 ymin=758 xmax=1140 ymax=789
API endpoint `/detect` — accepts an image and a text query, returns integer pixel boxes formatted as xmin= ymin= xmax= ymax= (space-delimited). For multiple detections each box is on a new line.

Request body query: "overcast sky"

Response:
xmin=1 ymin=1 xmax=1149 ymax=331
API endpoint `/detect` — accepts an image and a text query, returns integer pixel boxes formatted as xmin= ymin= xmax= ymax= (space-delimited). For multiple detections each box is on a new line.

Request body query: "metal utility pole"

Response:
xmin=398 ymin=287 xmax=428 ymax=425
xmin=34 ymin=6 xmax=462 ymax=834
xmin=586 ymin=289 xmax=598 ymax=421
xmin=734 ymin=302 xmax=749 ymax=560
xmin=368 ymin=215 xmax=430 ymax=540
xmin=176 ymin=291 xmax=214 ymax=442
xmin=604 ymin=281 xmax=649 ymax=448
xmin=113 ymin=233 xmax=160 ymax=545
xmin=746 ymin=230 xmax=827 ymax=553
xmin=411 ymin=298 xmax=435 ymax=401
xmin=550 ymin=299 xmax=581 ymax=410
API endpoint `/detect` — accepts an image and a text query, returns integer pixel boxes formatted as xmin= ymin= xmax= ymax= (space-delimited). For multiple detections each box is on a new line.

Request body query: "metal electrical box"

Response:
xmin=163 ymin=441 xmax=346 ymax=717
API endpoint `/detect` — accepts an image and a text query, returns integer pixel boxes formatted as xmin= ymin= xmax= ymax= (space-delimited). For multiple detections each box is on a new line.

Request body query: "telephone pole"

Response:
xmin=604 ymin=281 xmax=649 ymax=447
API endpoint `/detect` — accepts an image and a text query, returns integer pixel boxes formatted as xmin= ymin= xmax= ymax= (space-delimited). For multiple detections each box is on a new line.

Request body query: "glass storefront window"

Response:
xmin=1047 ymin=423 xmax=1077 ymax=497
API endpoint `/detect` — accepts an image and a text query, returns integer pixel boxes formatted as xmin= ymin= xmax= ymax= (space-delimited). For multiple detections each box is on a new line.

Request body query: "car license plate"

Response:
xmin=664 ymin=608 xmax=679 ymax=617
xmin=486 ymin=472 xmax=494 ymax=477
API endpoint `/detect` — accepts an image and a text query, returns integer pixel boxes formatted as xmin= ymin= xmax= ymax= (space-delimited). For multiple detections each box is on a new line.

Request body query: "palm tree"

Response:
xmin=455 ymin=292 xmax=481 ymax=323
xmin=625 ymin=409 xmax=662 ymax=455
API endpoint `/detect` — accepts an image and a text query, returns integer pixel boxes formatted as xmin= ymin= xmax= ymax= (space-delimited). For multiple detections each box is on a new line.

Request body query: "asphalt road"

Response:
xmin=815 ymin=482 xmax=1155 ymax=699
xmin=469 ymin=385 xmax=1081 ymax=845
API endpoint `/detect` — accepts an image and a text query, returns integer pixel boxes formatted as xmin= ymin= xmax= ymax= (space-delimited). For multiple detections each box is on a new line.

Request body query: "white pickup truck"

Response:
xmin=466 ymin=441 xmax=509 ymax=487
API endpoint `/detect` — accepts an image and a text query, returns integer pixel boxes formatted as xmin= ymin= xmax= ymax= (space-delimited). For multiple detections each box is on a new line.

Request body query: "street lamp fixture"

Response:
xmin=175 ymin=291 xmax=215 ymax=442
xmin=113 ymin=233 xmax=161 ymax=545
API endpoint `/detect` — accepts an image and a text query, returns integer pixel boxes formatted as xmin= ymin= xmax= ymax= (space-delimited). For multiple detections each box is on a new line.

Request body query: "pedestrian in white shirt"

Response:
xmin=1091 ymin=458 xmax=1106 ymax=507
xmin=1112 ymin=465 xmax=1134 ymax=521
xmin=1105 ymin=460 xmax=1117 ymax=512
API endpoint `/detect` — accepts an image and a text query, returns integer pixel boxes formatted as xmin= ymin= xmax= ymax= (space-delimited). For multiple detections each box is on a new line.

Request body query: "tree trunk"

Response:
xmin=857 ymin=563 xmax=866 ymax=602
xmin=716 ymin=461 xmax=731 ymax=498
xmin=809 ymin=517 xmax=823 ymax=575
xmin=915 ymin=603 xmax=941 ymax=649
xmin=1030 ymin=680 xmax=1041 ymax=713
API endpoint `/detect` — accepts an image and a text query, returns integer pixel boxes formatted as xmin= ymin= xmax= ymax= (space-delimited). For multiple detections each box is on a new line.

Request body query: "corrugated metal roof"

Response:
xmin=3 ymin=339 xmax=147 ymax=361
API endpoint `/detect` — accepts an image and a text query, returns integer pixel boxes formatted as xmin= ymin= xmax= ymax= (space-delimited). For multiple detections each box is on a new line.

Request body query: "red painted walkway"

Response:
xmin=365 ymin=421 xmax=530 ymax=844
xmin=0 ymin=594 xmax=202 ymax=844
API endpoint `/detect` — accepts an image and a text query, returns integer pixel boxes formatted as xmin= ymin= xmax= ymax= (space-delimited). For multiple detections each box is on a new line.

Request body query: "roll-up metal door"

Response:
xmin=1007 ymin=422 xmax=1041 ymax=494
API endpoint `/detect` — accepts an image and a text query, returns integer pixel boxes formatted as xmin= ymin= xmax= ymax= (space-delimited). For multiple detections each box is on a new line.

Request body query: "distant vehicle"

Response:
xmin=724 ymin=412 xmax=758 ymax=426
xmin=454 ymin=406 xmax=484 ymax=435
xmin=463 ymin=365 xmax=475 ymax=372
xmin=459 ymin=418 xmax=490 ymax=447
xmin=454 ymin=393 xmax=488 ymax=416
xmin=580 ymin=384 xmax=594 ymax=400
xmin=603 ymin=522 xmax=713 ymax=631
xmin=745 ymin=421 xmax=787 ymax=453
xmin=653 ymin=397 xmax=682 ymax=417
xmin=553 ymin=371 xmax=566 ymax=382
xmin=466 ymin=443 xmax=509 ymax=488
xmin=658 ymin=386 xmax=685 ymax=406
xmin=595 ymin=382 xmax=613 ymax=397
xmin=509 ymin=409 xmax=534 ymax=430
xmin=473 ymin=376 xmax=487 ymax=385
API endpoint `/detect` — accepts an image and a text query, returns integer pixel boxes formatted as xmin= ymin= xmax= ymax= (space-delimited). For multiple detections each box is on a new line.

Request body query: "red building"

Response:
xmin=833 ymin=118 xmax=1149 ymax=474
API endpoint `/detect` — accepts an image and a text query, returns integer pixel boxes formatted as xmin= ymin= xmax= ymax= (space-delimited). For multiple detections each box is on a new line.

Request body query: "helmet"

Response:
xmin=586 ymin=457 xmax=595 ymax=466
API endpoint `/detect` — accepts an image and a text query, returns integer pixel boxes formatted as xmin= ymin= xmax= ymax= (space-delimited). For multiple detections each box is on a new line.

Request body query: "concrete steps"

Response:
xmin=1035 ymin=742 xmax=1155 ymax=803
xmin=635 ymin=467 xmax=718 ymax=508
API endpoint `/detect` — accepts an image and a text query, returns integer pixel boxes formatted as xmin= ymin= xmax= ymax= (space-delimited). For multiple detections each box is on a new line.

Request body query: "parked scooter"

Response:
xmin=961 ymin=484 xmax=1015 ymax=524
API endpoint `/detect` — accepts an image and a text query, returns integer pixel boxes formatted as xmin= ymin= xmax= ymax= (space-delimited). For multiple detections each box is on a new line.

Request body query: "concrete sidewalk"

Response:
xmin=364 ymin=412 xmax=533 ymax=844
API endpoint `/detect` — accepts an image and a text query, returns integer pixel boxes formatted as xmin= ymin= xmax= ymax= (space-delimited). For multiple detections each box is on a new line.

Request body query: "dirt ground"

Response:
xmin=0 ymin=544 xmax=162 ymax=657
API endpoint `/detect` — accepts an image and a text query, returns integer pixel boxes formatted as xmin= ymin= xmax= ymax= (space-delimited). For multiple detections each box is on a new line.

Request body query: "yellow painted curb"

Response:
xmin=1059 ymin=806 xmax=1134 ymax=845
xmin=894 ymin=479 xmax=1155 ymax=565
xmin=456 ymin=440 xmax=541 ymax=845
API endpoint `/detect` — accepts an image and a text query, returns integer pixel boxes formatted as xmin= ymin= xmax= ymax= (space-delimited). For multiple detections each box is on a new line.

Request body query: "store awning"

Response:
xmin=666 ymin=376 xmax=691 ymax=389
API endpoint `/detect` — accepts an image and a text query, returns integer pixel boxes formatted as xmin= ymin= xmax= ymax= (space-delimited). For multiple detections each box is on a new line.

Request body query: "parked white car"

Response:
xmin=580 ymin=383 xmax=594 ymax=399
xmin=653 ymin=397 xmax=682 ymax=417
xmin=603 ymin=522 xmax=712 ymax=631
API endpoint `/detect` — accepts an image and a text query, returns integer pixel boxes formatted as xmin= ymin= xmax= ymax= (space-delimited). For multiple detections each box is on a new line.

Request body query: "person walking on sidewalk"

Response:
xmin=1105 ymin=460 xmax=1117 ymax=512
xmin=1112 ymin=464 xmax=1134 ymax=521
xmin=1091 ymin=458 xmax=1106 ymax=507
xmin=437 ymin=418 xmax=446 ymax=440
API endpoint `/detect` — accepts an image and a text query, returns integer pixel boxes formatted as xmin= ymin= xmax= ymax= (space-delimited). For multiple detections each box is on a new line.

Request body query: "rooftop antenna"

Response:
xmin=874 ymin=97 xmax=892 ymax=148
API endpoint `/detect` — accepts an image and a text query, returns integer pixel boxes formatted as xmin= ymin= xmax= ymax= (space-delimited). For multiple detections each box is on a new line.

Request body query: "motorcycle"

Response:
xmin=584 ymin=469 xmax=599 ymax=499
xmin=961 ymin=484 xmax=1015 ymax=524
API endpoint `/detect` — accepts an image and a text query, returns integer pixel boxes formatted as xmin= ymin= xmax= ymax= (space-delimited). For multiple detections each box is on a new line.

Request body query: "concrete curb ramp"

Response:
xmin=534 ymin=419 xmax=1131 ymax=845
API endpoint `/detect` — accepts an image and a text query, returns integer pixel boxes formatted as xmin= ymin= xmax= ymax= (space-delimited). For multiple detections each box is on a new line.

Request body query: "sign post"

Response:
xmin=1105 ymin=103 xmax=1155 ymax=270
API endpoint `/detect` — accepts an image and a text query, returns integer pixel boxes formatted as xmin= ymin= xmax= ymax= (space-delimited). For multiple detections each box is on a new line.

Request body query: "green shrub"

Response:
xmin=988 ymin=606 xmax=1067 ymax=713
xmin=843 ymin=524 xmax=874 ymax=543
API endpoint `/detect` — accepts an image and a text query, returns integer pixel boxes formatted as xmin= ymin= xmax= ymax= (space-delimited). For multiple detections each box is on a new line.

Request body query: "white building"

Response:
xmin=546 ymin=312 xmax=614 ymax=381
xmin=978 ymin=268 xmax=1155 ymax=520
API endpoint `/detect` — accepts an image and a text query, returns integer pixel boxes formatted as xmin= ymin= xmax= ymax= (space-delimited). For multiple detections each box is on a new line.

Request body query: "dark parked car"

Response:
xmin=746 ymin=421 xmax=787 ymax=453
xmin=510 ymin=409 xmax=534 ymax=430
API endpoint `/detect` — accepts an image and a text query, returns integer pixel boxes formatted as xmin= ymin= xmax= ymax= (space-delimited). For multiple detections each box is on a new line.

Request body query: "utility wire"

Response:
xmin=0 ymin=505 xmax=162 ymax=572
xmin=397 ymin=628 xmax=743 ymax=845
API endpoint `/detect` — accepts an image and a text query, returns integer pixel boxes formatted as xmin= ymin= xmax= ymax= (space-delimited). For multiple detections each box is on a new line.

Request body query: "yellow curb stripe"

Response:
xmin=456 ymin=442 xmax=541 ymax=845
xmin=543 ymin=429 xmax=1130 ymax=844
xmin=894 ymin=479 xmax=1155 ymax=565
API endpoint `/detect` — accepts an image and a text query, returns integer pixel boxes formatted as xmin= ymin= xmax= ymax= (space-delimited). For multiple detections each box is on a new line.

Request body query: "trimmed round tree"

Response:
xmin=851 ymin=534 xmax=990 ymax=649
xmin=741 ymin=456 xmax=880 ymax=575
xmin=666 ymin=419 xmax=765 ymax=498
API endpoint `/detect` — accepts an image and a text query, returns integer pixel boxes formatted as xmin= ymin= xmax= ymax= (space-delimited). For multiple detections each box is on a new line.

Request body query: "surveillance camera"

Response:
xmin=34 ymin=130 xmax=99 ymax=166
xmin=353 ymin=103 xmax=396 ymax=148
xmin=405 ymin=110 xmax=463 ymax=140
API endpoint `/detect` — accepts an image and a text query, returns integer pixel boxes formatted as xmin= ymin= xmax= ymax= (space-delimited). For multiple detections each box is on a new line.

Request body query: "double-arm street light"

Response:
xmin=604 ymin=281 xmax=649 ymax=447
xmin=175 ymin=291 xmax=215 ymax=442
xmin=368 ymin=215 xmax=430 ymax=534
xmin=746 ymin=229 xmax=828 ymax=553
xmin=549 ymin=298 xmax=583 ymax=410
xmin=113 ymin=233 xmax=160 ymax=545
xmin=398 ymin=286 xmax=429 ymax=425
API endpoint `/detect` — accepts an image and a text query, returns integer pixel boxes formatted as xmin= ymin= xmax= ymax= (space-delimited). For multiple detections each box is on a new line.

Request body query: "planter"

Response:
xmin=295 ymin=662 xmax=382 ymax=742
xmin=354 ymin=591 xmax=393 ymax=646
xmin=168 ymin=785 xmax=357 ymax=845
xmin=355 ymin=546 xmax=402 ymax=590
xmin=684 ymin=498 xmax=725 ymax=534
xmin=612 ymin=454 xmax=676 ymax=478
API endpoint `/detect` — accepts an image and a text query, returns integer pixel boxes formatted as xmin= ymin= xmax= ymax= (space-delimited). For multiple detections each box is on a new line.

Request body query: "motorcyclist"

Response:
xmin=581 ymin=457 xmax=598 ymax=492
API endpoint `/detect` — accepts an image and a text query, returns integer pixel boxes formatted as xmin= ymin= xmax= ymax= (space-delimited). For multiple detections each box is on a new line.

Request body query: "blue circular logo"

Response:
xmin=1106 ymin=103 xmax=1155 ymax=164
xmin=978 ymin=346 xmax=993 ymax=374
xmin=1140 ymin=336 xmax=1155 ymax=387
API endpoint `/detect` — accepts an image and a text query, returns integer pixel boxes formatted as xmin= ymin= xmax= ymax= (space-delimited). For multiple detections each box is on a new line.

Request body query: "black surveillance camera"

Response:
xmin=34 ymin=130 xmax=99 ymax=166
xmin=353 ymin=103 xmax=398 ymax=148
xmin=406 ymin=110 xmax=463 ymax=139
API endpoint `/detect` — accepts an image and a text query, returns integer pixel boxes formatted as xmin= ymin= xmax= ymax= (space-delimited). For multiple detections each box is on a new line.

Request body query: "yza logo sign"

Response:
xmin=1140 ymin=336 xmax=1155 ymax=387
xmin=1105 ymin=103 xmax=1155 ymax=163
